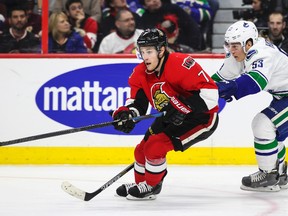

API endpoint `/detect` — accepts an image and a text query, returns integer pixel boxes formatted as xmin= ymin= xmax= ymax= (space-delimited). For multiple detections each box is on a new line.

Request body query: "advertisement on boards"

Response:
xmin=0 ymin=57 xmax=272 ymax=148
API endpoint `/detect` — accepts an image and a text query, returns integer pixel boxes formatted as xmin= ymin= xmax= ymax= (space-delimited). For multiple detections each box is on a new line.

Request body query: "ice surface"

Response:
xmin=0 ymin=165 xmax=287 ymax=216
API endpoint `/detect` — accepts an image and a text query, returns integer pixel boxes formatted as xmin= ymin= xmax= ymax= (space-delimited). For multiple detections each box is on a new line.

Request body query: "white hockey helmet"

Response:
xmin=225 ymin=21 xmax=258 ymax=48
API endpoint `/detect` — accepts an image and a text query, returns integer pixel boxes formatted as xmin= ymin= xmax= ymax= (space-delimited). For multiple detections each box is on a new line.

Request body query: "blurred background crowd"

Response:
xmin=0 ymin=0 xmax=288 ymax=54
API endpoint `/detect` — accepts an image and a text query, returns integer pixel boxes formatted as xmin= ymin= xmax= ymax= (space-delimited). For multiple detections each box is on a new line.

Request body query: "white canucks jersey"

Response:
xmin=216 ymin=37 xmax=288 ymax=98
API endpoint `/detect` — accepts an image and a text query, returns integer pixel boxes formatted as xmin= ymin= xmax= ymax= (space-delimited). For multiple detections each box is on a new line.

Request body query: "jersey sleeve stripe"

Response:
xmin=247 ymin=70 xmax=268 ymax=90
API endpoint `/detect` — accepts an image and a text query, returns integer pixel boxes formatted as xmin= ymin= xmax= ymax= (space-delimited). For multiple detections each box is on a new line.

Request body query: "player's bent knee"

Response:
xmin=134 ymin=143 xmax=146 ymax=164
xmin=144 ymin=133 xmax=172 ymax=159
xmin=252 ymin=113 xmax=276 ymax=140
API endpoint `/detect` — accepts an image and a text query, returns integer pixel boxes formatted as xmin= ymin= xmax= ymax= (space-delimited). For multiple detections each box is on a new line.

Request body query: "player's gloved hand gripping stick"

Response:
xmin=111 ymin=106 xmax=138 ymax=133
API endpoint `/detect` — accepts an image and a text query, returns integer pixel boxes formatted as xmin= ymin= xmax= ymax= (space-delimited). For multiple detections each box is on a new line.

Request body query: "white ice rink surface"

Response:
xmin=0 ymin=165 xmax=288 ymax=216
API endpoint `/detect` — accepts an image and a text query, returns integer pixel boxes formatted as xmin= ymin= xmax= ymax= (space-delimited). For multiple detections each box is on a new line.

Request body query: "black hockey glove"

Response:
xmin=162 ymin=96 xmax=192 ymax=126
xmin=111 ymin=106 xmax=137 ymax=133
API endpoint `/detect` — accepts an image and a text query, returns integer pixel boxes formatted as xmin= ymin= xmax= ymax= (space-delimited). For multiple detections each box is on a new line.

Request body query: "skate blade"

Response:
xmin=126 ymin=194 xmax=157 ymax=201
xmin=240 ymin=184 xmax=280 ymax=192
xmin=114 ymin=194 xmax=127 ymax=198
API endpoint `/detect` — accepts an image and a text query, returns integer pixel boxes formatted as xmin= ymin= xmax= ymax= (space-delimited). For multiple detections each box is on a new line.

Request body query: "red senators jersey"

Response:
xmin=82 ymin=17 xmax=98 ymax=49
xmin=127 ymin=52 xmax=219 ymax=115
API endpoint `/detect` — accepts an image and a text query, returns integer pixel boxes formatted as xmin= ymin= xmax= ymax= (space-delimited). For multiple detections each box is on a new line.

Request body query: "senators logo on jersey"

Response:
xmin=151 ymin=82 xmax=170 ymax=111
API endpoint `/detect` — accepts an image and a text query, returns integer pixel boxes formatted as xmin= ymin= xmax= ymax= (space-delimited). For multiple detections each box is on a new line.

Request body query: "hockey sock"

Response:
xmin=145 ymin=158 xmax=167 ymax=186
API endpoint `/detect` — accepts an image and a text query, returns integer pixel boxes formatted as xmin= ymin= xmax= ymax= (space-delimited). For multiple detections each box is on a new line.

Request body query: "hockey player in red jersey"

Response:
xmin=111 ymin=28 xmax=219 ymax=200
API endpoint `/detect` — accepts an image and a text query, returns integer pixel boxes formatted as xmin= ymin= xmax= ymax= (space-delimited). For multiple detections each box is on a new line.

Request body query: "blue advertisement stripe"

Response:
xmin=35 ymin=63 xmax=226 ymax=135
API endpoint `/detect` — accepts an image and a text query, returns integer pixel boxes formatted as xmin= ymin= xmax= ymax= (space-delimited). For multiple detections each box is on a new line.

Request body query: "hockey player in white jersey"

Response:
xmin=212 ymin=20 xmax=288 ymax=192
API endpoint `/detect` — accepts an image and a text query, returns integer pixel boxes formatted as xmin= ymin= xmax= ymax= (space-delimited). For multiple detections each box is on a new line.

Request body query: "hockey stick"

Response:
xmin=61 ymin=163 xmax=134 ymax=201
xmin=0 ymin=112 xmax=163 ymax=147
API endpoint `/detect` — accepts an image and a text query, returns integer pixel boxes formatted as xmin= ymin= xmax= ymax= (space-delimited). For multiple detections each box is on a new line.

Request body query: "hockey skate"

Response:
xmin=116 ymin=183 xmax=137 ymax=197
xmin=126 ymin=181 xmax=163 ymax=200
xmin=240 ymin=169 xmax=280 ymax=192
xmin=279 ymin=161 xmax=288 ymax=189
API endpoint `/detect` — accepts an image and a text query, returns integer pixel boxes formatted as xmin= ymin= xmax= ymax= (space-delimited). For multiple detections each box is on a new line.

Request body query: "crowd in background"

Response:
xmin=0 ymin=0 xmax=219 ymax=53
xmin=233 ymin=0 xmax=288 ymax=53
xmin=0 ymin=0 xmax=288 ymax=54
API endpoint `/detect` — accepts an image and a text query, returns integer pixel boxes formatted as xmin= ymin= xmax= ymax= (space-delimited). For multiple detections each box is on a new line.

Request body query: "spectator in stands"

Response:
xmin=25 ymin=0 xmax=42 ymax=36
xmin=163 ymin=0 xmax=218 ymax=51
xmin=98 ymin=8 xmax=143 ymax=54
xmin=65 ymin=0 xmax=98 ymax=53
xmin=48 ymin=11 xmax=87 ymax=53
xmin=266 ymin=11 xmax=288 ymax=53
xmin=1 ymin=0 xmax=40 ymax=32
xmin=157 ymin=14 xmax=194 ymax=53
xmin=251 ymin=0 xmax=270 ymax=27
xmin=97 ymin=0 xmax=143 ymax=52
xmin=53 ymin=0 xmax=102 ymax=23
xmin=100 ymin=0 xmax=142 ymax=37
xmin=172 ymin=0 xmax=212 ymax=25
xmin=235 ymin=0 xmax=272 ymax=28
xmin=139 ymin=0 xmax=203 ymax=51
xmin=0 ymin=5 xmax=40 ymax=53
xmin=171 ymin=0 xmax=213 ymax=51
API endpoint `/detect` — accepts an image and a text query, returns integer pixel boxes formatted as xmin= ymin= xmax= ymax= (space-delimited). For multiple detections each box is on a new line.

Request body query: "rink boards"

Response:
xmin=0 ymin=55 xmax=274 ymax=165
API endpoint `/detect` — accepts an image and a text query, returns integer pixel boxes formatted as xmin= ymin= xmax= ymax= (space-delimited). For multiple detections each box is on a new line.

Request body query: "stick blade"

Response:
xmin=61 ymin=181 xmax=86 ymax=201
